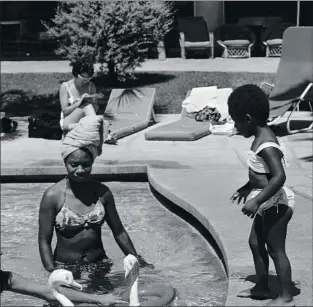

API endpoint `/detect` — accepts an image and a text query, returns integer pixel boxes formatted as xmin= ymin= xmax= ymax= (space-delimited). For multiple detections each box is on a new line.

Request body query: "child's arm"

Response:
xmin=231 ymin=181 xmax=252 ymax=204
xmin=238 ymin=181 xmax=252 ymax=192
xmin=252 ymin=147 xmax=286 ymax=205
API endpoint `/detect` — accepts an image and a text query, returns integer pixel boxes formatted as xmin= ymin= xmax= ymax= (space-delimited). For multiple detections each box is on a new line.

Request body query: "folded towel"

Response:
xmin=209 ymin=117 xmax=236 ymax=135
xmin=61 ymin=115 xmax=103 ymax=161
xmin=182 ymin=86 xmax=218 ymax=113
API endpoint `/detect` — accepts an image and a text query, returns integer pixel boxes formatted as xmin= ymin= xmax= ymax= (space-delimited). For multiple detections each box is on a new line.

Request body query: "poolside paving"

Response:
xmin=1 ymin=57 xmax=280 ymax=74
xmin=1 ymin=114 xmax=312 ymax=306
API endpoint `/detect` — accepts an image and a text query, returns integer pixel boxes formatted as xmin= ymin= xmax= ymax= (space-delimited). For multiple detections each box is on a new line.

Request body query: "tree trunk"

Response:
xmin=107 ymin=61 xmax=118 ymax=82
xmin=157 ymin=41 xmax=166 ymax=61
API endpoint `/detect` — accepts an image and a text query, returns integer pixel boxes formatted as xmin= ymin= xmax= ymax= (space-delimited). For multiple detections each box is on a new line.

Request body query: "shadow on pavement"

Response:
xmin=242 ymin=274 xmax=301 ymax=300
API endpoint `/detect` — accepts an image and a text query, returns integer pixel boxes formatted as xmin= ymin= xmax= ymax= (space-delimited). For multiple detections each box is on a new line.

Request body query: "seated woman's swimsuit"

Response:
xmin=59 ymin=80 xmax=92 ymax=130
xmin=55 ymin=180 xmax=106 ymax=232
xmin=247 ymin=141 xmax=295 ymax=216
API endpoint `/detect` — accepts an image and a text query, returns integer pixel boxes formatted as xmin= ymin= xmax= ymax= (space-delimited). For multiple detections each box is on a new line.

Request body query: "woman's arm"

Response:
xmin=104 ymin=189 xmax=138 ymax=256
xmin=7 ymin=271 xmax=125 ymax=305
xmin=103 ymin=187 xmax=154 ymax=268
xmin=38 ymin=189 xmax=58 ymax=272
xmin=59 ymin=83 xmax=82 ymax=117
xmin=253 ymin=147 xmax=286 ymax=205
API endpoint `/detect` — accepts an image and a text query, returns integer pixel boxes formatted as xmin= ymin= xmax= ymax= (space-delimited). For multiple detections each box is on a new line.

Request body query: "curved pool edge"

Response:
xmin=0 ymin=165 xmax=148 ymax=183
xmin=147 ymin=168 xmax=229 ymax=276
xmin=1 ymin=164 xmax=232 ymax=306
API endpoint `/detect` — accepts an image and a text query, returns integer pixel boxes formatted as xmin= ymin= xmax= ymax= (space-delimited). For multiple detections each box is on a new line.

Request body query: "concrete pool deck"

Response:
xmin=1 ymin=114 xmax=312 ymax=306
xmin=1 ymin=57 xmax=280 ymax=74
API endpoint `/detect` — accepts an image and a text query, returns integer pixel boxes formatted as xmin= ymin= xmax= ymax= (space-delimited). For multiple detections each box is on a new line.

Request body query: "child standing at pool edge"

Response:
xmin=228 ymin=84 xmax=295 ymax=307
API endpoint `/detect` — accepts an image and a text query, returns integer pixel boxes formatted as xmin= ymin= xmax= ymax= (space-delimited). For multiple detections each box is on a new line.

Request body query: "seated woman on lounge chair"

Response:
xmin=59 ymin=60 xmax=117 ymax=144
xmin=59 ymin=60 xmax=100 ymax=134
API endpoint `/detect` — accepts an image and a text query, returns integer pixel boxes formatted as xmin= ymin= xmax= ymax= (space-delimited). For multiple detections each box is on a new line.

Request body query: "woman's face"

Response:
xmin=65 ymin=149 xmax=93 ymax=182
xmin=76 ymin=71 xmax=93 ymax=87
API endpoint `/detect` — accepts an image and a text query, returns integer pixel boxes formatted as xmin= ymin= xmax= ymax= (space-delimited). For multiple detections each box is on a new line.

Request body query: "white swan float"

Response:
xmin=48 ymin=256 xmax=176 ymax=307
xmin=117 ymin=254 xmax=176 ymax=307
xmin=48 ymin=269 xmax=82 ymax=307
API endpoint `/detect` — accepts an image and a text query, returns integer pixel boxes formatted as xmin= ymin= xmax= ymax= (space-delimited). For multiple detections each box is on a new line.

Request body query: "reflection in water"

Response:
xmin=1 ymin=182 xmax=228 ymax=306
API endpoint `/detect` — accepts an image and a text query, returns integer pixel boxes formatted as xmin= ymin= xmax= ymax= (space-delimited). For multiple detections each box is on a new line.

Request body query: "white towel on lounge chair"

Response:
xmin=182 ymin=86 xmax=233 ymax=121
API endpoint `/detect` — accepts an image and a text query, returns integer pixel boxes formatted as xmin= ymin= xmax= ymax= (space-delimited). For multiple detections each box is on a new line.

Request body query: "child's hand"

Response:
xmin=241 ymin=199 xmax=260 ymax=219
xmin=230 ymin=187 xmax=251 ymax=205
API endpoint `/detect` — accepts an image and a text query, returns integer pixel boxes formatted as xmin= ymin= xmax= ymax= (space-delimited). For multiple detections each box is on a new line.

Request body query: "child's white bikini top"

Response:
xmin=247 ymin=142 xmax=288 ymax=174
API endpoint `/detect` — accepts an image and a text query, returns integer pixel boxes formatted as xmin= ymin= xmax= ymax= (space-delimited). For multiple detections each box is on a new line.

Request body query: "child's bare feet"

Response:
xmin=264 ymin=297 xmax=295 ymax=306
xmin=237 ymin=285 xmax=272 ymax=299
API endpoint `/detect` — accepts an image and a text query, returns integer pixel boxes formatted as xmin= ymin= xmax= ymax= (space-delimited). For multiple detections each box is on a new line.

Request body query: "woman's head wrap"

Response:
xmin=61 ymin=115 xmax=103 ymax=161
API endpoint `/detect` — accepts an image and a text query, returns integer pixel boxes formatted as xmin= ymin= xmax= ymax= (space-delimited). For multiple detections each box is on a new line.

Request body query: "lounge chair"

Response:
xmin=262 ymin=22 xmax=294 ymax=57
xmin=177 ymin=17 xmax=214 ymax=59
xmin=144 ymin=88 xmax=231 ymax=141
xmin=104 ymin=88 xmax=156 ymax=140
xmin=215 ymin=24 xmax=256 ymax=58
xmin=260 ymin=27 xmax=313 ymax=134
xmin=145 ymin=108 xmax=211 ymax=141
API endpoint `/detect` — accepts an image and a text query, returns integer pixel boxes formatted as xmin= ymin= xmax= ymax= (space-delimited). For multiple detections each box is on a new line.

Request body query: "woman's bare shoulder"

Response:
xmin=89 ymin=179 xmax=111 ymax=198
xmin=60 ymin=79 xmax=73 ymax=89
xmin=42 ymin=180 xmax=65 ymax=202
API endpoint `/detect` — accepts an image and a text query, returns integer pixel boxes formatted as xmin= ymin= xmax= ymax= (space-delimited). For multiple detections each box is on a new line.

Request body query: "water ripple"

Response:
xmin=1 ymin=182 xmax=227 ymax=306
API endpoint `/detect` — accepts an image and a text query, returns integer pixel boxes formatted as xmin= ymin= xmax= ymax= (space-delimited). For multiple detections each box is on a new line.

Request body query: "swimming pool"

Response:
xmin=1 ymin=182 xmax=228 ymax=306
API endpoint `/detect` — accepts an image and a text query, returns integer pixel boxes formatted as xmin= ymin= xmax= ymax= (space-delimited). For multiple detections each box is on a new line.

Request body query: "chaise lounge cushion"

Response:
xmin=104 ymin=88 xmax=156 ymax=140
xmin=222 ymin=39 xmax=251 ymax=46
xmin=185 ymin=41 xmax=212 ymax=48
xmin=145 ymin=109 xmax=211 ymax=141
xmin=266 ymin=38 xmax=283 ymax=46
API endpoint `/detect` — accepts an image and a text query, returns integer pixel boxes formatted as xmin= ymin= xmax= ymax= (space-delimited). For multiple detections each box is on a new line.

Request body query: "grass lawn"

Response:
xmin=1 ymin=71 xmax=275 ymax=116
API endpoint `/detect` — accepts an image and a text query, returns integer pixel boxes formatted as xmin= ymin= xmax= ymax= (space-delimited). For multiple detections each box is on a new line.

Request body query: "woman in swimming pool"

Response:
xmin=38 ymin=116 xmax=153 ymax=276
xmin=228 ymin=85 xmax=295 ymax=307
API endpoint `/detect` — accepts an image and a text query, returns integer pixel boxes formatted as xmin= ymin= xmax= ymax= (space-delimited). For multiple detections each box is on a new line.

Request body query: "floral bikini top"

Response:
xmin=55 ymin=180 xmax=106 ymax=232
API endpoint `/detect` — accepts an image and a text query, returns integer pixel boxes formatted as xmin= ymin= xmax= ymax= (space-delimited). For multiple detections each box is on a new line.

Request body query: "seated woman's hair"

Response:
xmin=228 ymin=84 xmax=269 ymax=124
xmin=71 ymin=60 xmax=94 ymax=77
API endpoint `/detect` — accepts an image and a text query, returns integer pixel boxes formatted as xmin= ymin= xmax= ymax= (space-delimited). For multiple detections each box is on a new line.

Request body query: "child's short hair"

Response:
xmin=228 ymin=84 xmax=269 ymax=124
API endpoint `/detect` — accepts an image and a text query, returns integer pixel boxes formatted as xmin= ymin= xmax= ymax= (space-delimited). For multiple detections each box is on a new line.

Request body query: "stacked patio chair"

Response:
xmin=177 ymin=17 xmax=214 ymax=59
xmin=214 ymin=24 xmax=256 ymax=58
xmin=262 ymin=22 xmax=295 ymax=57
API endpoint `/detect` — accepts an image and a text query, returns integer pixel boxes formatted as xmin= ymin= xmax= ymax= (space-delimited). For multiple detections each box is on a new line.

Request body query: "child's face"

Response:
xmin=231 ymin=114 xmax=253 ymax=138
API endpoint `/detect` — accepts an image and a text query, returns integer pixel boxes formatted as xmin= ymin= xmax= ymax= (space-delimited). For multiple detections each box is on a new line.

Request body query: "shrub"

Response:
xmin=43 ymin=1 xmax=175 ymax=82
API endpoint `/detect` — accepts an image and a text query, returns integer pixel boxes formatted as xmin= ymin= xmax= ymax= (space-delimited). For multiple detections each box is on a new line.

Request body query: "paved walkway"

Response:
xmin=1 ymin=114 xmax=312 ymax=306
xmin=1 ymin=57 xmax=280 ymax=74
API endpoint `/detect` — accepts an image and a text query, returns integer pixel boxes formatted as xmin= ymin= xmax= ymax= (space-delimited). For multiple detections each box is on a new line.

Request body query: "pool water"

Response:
xmin=1 ymin=182 xmax=228 ymax=306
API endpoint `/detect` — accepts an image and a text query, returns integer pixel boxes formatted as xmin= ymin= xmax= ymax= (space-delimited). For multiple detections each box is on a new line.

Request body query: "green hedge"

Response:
xmin=1 ymin=71 xmax=275 ymax=116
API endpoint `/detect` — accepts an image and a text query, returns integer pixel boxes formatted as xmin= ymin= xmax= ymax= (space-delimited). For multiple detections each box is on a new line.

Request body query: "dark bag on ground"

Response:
xmin=1 ymin=117 xmax=18 ymax=133
xmin=28 ymin=112 xmax=62 ymax=140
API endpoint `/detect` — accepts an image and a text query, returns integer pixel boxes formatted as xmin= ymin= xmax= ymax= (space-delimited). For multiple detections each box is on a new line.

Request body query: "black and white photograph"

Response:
xmin=1 ymin=0 xmax=312 ymax=306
